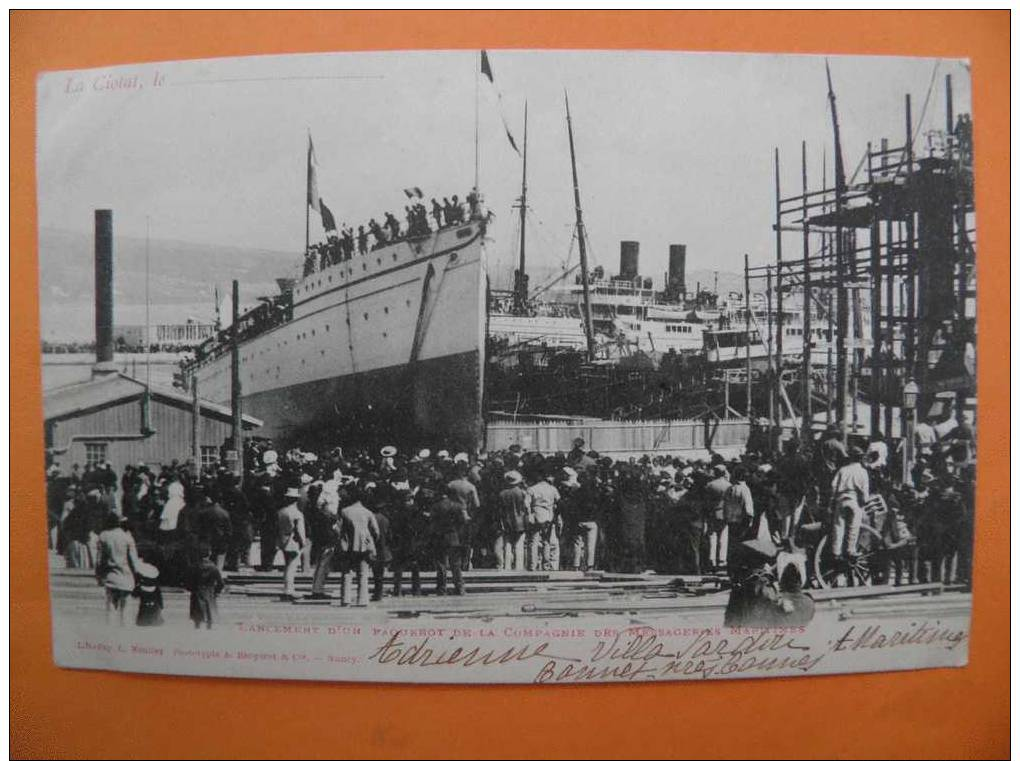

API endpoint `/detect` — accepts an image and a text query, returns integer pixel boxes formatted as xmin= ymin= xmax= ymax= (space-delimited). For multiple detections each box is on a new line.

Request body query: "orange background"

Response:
xmin=10 ymin=11 xmax=1009 ymax=759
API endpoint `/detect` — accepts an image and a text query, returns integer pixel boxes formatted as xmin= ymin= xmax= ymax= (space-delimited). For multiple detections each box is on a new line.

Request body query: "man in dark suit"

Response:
xmin=431 ymin=484 xmax=468 ymax=595
xmin=390 ymin=488 xmax=431 ymax=597
xmin=193 ymin=493 xmax=233 ymax=571
xmin=370 ymin=494 xmax=392 ymax=602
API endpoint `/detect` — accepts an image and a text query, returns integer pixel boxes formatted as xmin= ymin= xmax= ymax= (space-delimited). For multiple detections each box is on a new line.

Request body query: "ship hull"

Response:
xmin=188 ymin=220 xmax=487 ymax=450
xmin=239 ymin=348 xmax=481 ymax=449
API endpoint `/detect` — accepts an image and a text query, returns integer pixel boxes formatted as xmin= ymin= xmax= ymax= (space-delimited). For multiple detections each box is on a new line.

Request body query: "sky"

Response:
xmin=37 ymin=49 xmax=971 ymax=290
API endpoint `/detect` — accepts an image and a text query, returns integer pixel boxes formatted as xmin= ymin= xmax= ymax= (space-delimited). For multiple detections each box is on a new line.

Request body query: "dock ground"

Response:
xmin=49 ymin=552 xmax=971 ymax=632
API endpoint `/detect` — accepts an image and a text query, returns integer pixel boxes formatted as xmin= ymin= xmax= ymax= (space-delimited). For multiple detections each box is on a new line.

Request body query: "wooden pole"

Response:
xmin=766 ymin=265 xmax=774 ymax=438
xmin=515 ymin=101 xmax=529 ymax=314
xmin=231 ymin=279 xmax=243 ymax=484
xmin=883 ymin=138 xmax=895 ymax=438
xmin=822 ymin=151 xmax=834 ymax=427
xmin=869 ymin=140 xmax=883 ymax=438
xmin=801 ymin=140 xmax=812 ymax=440
xmin=305 ymin=133 xmax=311 ymax=270
xmin=903 ymin=94 xmax=916 ymax=438
xmin=774 ymin=148 xmax=784 ymax=443
xmin=744 ymin=254 xmax=752 ymax=418
xmin=192 ymin=375 xmax=201 ymax=477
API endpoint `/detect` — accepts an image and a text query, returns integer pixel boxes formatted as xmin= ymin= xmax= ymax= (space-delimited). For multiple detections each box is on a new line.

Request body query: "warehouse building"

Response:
xmin=43 ymin=209 xmax=260 ymax=475
xmin=43 ymin=371 xmax=262 ymax=474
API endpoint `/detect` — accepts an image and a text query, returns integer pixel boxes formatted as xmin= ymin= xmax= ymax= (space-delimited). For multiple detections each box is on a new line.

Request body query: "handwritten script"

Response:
xmin=367 ymin=619 xmax=968 ymax=683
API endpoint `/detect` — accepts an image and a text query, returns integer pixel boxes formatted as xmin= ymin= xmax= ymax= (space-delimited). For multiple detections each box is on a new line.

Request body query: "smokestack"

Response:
xmin=668 ymin=244 xmax=687 ymax=295
xmin=619 ymin=240 xmax=639 ymax=280
xmin=93 ymin=209 xmax=116 ymax=374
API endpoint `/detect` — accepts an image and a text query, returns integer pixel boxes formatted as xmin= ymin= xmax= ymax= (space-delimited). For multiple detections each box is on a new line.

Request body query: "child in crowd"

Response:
xmin=133 ymin=561 xmax=164 ymax=627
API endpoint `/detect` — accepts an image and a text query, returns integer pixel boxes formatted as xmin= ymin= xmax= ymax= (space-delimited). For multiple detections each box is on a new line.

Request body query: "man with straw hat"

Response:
xmin=497 ymin=470 xmax=529 ymax=571
xmin=276 ymin=484 xmax=307 ymax=601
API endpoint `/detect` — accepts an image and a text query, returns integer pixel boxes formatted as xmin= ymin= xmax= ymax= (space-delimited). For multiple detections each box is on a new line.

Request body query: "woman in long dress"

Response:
xmin=61 ymin=489 xmax=93 ymax=569
xmin=95 ymin=514 xmax=140 ymax=626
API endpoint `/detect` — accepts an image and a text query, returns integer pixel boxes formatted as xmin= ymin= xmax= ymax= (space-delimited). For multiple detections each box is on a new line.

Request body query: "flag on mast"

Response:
xmin=307 ymin=135 xmax=320 ymax=211
xmin=479 ymin=50 xmax=521 ymax=156
xmin=319 ymin=199 xmax=337 ymax=232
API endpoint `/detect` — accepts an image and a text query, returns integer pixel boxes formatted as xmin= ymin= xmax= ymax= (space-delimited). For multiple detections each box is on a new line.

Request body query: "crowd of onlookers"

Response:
xmin=46 ymin=414 xmax=975 ymax=625
xmin=42 ymin=340 xmax=199 ymax=355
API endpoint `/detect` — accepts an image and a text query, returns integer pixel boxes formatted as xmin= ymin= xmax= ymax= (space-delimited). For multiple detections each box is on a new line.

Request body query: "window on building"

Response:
xmin=200 ymin=446 xmax=219 ymax=468
xmin=85 ymin=442 xmax=108 ymax=467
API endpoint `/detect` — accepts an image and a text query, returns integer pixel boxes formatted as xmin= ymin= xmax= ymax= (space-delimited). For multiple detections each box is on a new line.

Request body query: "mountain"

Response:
xmin=36 ymin=227 xmax=747 ymax=340
xmin=37 ymin=227 xmax=300 ymax=340
xmin=38 ymin=227 xmax=298 ymax=306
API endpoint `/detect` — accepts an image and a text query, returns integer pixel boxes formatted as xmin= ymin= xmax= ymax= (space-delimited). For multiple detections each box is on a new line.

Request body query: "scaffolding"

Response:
xmin=746 ymin=73 xmax=976 ymax=446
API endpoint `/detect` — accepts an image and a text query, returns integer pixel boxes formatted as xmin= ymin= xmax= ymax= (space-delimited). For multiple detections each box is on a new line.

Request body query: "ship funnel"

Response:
xmin=93 ymin=209 xmax=117 ymax=376
xmin=668 ymin=244 xmax=687 ymax=295
xmin=619 ymin=240 xmax=639 ymax=280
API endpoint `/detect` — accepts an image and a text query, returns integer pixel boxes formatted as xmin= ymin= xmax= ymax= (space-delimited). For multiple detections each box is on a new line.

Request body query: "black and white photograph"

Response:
xmin=38 ymin=48 xmax=976 ymax=683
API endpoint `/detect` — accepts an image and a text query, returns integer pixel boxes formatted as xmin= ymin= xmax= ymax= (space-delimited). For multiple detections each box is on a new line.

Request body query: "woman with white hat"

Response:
xmin=379 ymin=446 xmax=398 ymax=475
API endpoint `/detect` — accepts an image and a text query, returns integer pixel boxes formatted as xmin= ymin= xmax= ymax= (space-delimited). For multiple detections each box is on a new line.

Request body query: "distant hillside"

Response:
xmin=38 ymin=227 xmax=299 ymax=307
xmin=36 ymin=227 xmax=746 ymax=340
xmin=38 ymin=227 xmax=302 ymax=340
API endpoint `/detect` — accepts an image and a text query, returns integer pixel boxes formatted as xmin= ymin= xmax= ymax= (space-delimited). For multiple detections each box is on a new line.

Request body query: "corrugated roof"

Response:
xmin=44 ymin=371 xmax=262 ymax=428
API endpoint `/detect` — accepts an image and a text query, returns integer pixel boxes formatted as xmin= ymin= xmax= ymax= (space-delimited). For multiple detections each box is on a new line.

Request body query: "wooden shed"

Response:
xmin=44 ymin=371 xmax=262 ymax=473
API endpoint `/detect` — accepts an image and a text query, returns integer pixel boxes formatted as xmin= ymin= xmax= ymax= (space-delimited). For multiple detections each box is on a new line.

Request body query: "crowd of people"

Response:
xmin=42 ymin=340 xmax=200 ymax=355
xmin=46 ymin=417 xmax=975 ymax=626
xmin=304 ymin=189 xmax=483 ymax=276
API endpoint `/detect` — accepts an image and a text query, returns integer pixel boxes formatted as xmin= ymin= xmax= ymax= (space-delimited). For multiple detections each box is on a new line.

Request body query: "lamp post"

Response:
xmin=902 ymin=379 xmax=919 ymax=485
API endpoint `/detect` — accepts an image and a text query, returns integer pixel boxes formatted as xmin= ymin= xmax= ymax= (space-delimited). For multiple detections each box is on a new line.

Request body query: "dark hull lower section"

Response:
xmin=241 ymin=350 xmax=482 ymax=452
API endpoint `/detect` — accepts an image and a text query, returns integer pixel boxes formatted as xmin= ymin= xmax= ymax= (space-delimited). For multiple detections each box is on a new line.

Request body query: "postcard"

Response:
xmin=39 ymin=49 xmax=975 ymax=683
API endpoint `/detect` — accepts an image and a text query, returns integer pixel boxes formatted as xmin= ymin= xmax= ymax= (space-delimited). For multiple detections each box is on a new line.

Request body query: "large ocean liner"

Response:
xmin=182 ymin=212 xmax=488 ymax=449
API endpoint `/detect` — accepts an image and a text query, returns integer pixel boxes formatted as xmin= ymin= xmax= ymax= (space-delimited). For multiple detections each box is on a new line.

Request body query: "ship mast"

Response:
xmin=565 ymin=90 xmax=596 ymax=361
xmin=514 ymin=101 xmax=529 ymax=315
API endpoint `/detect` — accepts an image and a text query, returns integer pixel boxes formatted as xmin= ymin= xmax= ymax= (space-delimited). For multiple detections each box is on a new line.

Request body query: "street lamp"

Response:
xmin=902 ymin=379 xmax=919 ymax=486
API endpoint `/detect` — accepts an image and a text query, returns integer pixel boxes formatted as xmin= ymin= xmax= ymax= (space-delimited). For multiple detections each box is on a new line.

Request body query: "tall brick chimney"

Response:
xmin=93 ymin=209 xmax=117 ymax=376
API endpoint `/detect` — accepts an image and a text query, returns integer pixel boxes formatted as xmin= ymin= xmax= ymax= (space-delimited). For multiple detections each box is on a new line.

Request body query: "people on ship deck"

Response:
xmin=303 ymin=191 xmax=477 ymax=264
xmin=368 ymin=218 xmax=386 ymax=248
xmin=383 ymin=212 xmax=401 ymax=241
